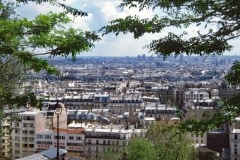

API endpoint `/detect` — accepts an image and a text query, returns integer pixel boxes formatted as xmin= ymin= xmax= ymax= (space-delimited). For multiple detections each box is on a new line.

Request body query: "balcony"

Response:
xmin=85 ymin=135 xmax=121 ymax=139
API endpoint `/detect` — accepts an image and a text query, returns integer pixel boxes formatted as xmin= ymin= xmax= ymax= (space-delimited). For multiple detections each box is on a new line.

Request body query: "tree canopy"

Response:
xmin=145 ymin=123 xmax=197 ymax=160
xmin=126 ymin=137 xmax=157 ymax=160
xmin=0 ymin=0 xmax=100 ymax=74
xmin=101 ymin=0 xmax=239 ymax=58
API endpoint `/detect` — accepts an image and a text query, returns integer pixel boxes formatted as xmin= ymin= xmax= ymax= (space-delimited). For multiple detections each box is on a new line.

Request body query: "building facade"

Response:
xmin=11 ymin=109 xmax=45 ymax=159
xmin=84 ymin=127 xmax=132 ymax=157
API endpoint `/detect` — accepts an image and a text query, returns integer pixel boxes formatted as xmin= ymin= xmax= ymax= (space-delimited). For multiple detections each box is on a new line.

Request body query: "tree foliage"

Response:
xmin=225 ymin=61 xmax=240 ymax=85
xmin=0 ymin=56 xmax=25 ymax=99
xmin=126 ymin=137 xmax=157 ymax=160
xmin=90 ymin=147 xmax=125 ymax=160
xmin=0 ymin=0 xmax=100 ymax=74
xmin=16 ymin=0 xmax=88 ymax=17
xmin=146 ymin=123 xmax=198 ymax=160
xmin=101 ymin=0 xmax=239 ymax=57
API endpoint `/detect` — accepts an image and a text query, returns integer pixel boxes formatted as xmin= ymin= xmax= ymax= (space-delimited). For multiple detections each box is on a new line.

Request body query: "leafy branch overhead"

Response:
xmin=1 ymin=1 xmax=100 ymax=73
xmin=16 ymin=0 xmax=88 ymax=17
xmin=101 ymin=0 xmax=240 ymax=57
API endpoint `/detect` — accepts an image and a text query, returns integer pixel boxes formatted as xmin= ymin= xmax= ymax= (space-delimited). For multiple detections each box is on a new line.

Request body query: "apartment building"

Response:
xmin=41 ymin=102 xmax=67 ymax=130
xmin=151 ymin=85 xmax=176 ymax=104
xmin=11 ymin=102 xmax=67 ymax=159
xmin=35 ymin=128 xmax=85 ymax=156
xmin=94 ymin=93 xmax=110 ymax=109
xmin=144 ymin=104 xmax=177 ymax=120
xmin=183 ymin=88 xmax=218 ymax=109
xmin=230 ymin=129 xmax=239 ymax=160
xmin=11 ymin=109 xmax=45 ymax=159
xmin=0 ymin=114 xmax=12 ymax=159
xmin=67 ymin=109 xmax=97 ymax=124
xmin=84 ymin=126 xmax=132 ymax=157
xmin=230 ymin=117 xmax=240 ymax=160
xmin=184 ymin=88 xmax=210 ymax=101
xmin=190 ymin=132 xmax=207 ymax=147
xmin=110 ymin=95 xmax=143 ymax=114
xmin=63 ymin=93 xmax=94 ymax=110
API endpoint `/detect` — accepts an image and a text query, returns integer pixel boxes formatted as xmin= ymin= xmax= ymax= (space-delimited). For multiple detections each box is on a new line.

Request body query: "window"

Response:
xmin=15 ymin=143 xmax=20 ymax=147
xmin=37 ymin=141 xmax=52 ymax=145
xmin=37 ymin=135 xmax=43 ymax=139
xmin=22 ymin=130 xmax=28 ymax=134
xmin=29 ymin=137 xmax=34 ymax=141
xmin=29 ymin=130 xmax=34 ymax=134
xmin=15 ymin=150 xmax=20 ymax=154
xmin=67 ymin=142 xmax=82 ymax=146
xmin=45 ymin=135 xmax=51 ymax=139
xmin=76 ymin=137 xmax=82 ymax=140
xmin=23 ymin=116 xmax=34 ymax=120
xmin=234 ymin=148 xmax=237 ymax=154
xmin=69 ymin=136 xmax=74 ymax=140
xmin=29 ymin=144 xmax=34 ymax=147
xmin=55 ymin=136 xmax=65 ymax=139
xmin=22 ymin=137 xmax=28 ymax=141
xmin=22 ymin=144 xmax=28 ymax=148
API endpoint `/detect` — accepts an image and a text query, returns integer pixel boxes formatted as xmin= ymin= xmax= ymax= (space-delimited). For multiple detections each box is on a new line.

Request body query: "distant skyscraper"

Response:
xmin=179 ymin=54 xmax=183 ymax=65
xmin=142 ymin=54 xmax=146 ymax=61
xmin=137 ymin=55 xmax=141 ymax=61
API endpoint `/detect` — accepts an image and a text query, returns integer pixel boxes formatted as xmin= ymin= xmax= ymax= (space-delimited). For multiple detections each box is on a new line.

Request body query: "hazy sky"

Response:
xmin=17 ymin=0 xmax=239 ymax=57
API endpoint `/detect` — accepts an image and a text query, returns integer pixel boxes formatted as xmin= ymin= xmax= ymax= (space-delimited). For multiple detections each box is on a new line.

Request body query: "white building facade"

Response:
xmin=11 ymin=109 xmax=45 ymax=159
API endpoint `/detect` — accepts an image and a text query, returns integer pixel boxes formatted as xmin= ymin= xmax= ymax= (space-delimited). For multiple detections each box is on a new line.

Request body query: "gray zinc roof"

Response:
xmin=39 ymin=147 xmax=67 ymax=159
xmin=17 ymin=153 xmax=48 ymax=160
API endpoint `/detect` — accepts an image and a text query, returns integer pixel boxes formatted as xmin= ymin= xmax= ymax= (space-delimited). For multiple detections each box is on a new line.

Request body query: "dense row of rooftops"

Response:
xmin=40 ymin=93 xmax=161 ymax=104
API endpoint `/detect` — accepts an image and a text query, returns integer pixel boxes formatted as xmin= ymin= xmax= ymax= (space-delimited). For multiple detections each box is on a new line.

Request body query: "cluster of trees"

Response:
xmin=90 ymin=123 xmax=199 ymax=160
xmin=1 ymin=0 xmax=240 ymax=159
